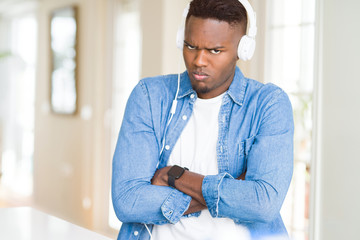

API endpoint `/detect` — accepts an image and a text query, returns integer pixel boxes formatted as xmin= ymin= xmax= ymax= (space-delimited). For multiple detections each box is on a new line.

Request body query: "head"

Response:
xmin=186 ymin=0 xmax=248 ymax=34
xmin=182 ymin=0 xmax=248 ymax=99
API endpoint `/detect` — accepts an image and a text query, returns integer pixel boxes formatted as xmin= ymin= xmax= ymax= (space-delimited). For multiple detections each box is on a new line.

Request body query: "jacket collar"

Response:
xmin=178 ymin=66 xmax=247 ymax=106
xmin=227 ymin=66 xmax=247 ymax=106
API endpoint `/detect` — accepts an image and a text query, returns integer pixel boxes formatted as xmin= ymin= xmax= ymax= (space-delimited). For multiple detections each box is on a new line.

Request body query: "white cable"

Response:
xmin=171 ymin=53 xmax=182 ymax=114
xmin=144 ymin=223 xmax=152 ymax=239
xmin=159 ymin=53 xmax=182 ymax=157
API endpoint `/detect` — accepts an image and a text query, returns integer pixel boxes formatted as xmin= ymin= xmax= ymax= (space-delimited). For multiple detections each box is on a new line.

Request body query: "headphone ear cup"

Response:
xmin=237 ymin=35 xmax=256 ymax=61
xmin=176 ymin=26 xmax=185 ymax=50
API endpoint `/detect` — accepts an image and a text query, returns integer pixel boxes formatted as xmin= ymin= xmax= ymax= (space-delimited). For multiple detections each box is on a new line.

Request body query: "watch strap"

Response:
xmin=167 ymin=165 xmax=188 ymax=188
xmin=168 ymin=175 xmax=176 ymax=188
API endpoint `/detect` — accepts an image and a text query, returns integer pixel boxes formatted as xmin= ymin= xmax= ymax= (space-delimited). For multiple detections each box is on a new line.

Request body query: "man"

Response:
xmin=112 ymin=0 xmax=294 ymax=239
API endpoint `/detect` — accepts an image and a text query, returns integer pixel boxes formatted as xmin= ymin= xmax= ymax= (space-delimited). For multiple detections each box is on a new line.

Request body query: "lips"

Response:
xmin=193 ymin=71 xmax=209 ymax=81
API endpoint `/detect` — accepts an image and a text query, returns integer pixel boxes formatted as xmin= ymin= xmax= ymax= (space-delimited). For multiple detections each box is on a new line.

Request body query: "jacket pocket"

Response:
xmin=238 ymin=136 xmax=256 ymax=174
xmin=244 ymin=136 xmax=255 ymax=156
xmin=233 ymin=140 xmax=245 ymax=177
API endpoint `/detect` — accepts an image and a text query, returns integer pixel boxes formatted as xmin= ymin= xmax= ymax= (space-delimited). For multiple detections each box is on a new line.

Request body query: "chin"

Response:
xmin=193 ymin=87 xmax=211 ymax=96
xmin=191 ymin=82 xmax=208 ymax=94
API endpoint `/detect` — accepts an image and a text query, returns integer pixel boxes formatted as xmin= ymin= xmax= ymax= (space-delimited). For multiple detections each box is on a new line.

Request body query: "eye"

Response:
xmin=210 ymin=49 xmax=221 ymax=54
xmin=186 ymin=44 xmax=195 ymax=50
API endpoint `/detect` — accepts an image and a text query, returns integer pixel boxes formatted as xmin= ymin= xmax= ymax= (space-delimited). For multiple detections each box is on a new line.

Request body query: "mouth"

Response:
xmin=193 ymin=71 xmax=209 ymax=81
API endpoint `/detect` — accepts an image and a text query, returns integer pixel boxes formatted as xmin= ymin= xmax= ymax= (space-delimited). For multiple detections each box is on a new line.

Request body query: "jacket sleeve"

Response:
xmin=202 ymin=88 xmax=294 ymax=223
xmin=111 ymin=80 xmax=191 ymax=225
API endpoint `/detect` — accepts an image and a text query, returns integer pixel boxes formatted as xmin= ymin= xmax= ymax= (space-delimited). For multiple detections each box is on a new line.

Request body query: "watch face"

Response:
xmin=168 ymin=165 xmax=185 ymax=178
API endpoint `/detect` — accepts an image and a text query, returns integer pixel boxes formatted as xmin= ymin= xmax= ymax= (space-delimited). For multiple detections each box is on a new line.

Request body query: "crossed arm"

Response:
xmin=151 ymin=167 xmax=246 ymax=215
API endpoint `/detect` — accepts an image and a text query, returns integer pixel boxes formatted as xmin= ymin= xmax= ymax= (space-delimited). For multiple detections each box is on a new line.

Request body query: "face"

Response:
xmin=183 ymin=16 xmax=242 ymax=99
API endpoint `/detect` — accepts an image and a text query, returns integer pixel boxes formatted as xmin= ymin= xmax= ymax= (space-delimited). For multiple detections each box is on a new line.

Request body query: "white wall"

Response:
xmin=315 ymin=0 xmax=360 ymax=239
xmin=161 ymin=0 xmax=189 ymax=75
xmin=140 ymin=0 xmax=163 ymax=77
xmin=140 ymin=0 xmax=189 ymax=77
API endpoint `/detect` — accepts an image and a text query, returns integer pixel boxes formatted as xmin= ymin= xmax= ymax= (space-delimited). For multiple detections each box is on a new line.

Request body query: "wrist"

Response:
xmin=167 ymin=165 xmax=188 ymax=188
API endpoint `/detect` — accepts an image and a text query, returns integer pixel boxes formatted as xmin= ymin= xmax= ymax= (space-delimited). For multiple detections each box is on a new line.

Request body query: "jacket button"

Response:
xmin=190 ymin=94 xmax=195 ymax=99
xmin=134 ymin=231 xmax=139 ymax=236
xmin=165 ymin=145 xmax=170 ymax=150
xmin=182 ymin=115 xmax=187 ymax=121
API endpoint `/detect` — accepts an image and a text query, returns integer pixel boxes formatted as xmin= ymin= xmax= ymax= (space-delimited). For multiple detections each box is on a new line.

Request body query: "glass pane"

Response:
xmin=50 ymin=7 xmax=78 ymax=115
xmin=302 ymin=0 xmax=316 ymax=23
xmin=0 ymin=15 xmax=37 ymax=205
xmin=270 ymin=0 xmax=302 ymax=26
xmin=300 ymin=25 xmax=315 ymax=92
xmin=268 ymin=26 xmax=301 ymax=92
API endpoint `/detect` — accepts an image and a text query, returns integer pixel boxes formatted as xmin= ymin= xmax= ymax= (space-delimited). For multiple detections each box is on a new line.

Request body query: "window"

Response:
xmin=265 ymin=1 xmax=315 ymax=239
xmin=0 ymin=10 xmax=37 ymax=205
xmin=108 ymin=0 xmax=142 ymax=230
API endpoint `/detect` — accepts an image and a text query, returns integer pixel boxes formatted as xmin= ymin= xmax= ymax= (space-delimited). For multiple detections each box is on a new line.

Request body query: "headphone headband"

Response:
xmin=238 ymin=0 xmax=257 ymax=37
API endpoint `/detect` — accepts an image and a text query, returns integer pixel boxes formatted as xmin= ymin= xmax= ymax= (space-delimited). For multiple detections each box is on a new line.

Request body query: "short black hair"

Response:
xmin=186 ymin=0 xmax=248 ymax=32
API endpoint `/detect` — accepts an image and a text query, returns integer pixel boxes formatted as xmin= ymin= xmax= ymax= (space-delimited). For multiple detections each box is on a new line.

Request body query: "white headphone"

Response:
xmin=176 ymin=0 xmax=257 ymax=61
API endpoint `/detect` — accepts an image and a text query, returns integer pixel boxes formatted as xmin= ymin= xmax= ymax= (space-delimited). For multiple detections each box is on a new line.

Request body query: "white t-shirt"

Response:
xmin=152 ymin=93 xmax=250 ymax=240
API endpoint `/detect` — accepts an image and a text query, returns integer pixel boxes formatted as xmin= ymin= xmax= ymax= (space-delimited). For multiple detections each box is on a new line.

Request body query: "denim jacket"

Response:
xmin=112 ymin=67 xmax=294 ymax=240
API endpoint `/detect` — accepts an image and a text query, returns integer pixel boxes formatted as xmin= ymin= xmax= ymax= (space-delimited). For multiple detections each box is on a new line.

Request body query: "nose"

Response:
xmin=193 ymin=50 xmax=208 ymax=67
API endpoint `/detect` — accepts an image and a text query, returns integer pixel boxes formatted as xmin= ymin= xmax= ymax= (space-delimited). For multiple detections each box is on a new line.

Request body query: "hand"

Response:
xmin=236 ymin=171 xmax=246 ymax=180
xmin=184 ymin=199 xmax=207 ymax=215
xmin=151 ymin=166 xmax=171 ymax=186
xmin=151 ymin=166 xmax=207 ymax=215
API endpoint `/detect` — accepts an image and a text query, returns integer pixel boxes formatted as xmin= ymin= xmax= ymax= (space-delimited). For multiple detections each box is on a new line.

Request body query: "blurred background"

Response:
xmin=0 ymin=0 xmax=359 ymax=239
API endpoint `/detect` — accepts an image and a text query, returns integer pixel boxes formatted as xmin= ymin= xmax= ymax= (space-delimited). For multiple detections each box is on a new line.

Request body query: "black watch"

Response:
xmin=167 ymin=165 xmax=188 ymax=188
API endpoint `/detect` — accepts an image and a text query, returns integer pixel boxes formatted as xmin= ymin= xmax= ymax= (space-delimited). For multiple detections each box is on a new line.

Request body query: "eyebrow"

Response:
xmin=184 ymin=40 xmax=225 ymax=50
